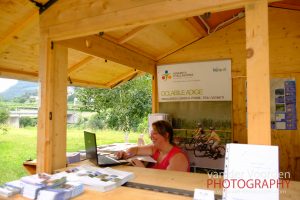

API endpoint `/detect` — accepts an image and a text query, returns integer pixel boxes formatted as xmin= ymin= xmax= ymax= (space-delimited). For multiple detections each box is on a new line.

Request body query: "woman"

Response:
xmin=116 ymin=120 xmax=190 ymax=172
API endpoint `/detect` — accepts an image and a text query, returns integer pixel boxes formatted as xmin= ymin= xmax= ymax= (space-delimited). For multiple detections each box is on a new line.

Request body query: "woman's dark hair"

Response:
xmin=152 ymin=120 xmax=174 ymax=144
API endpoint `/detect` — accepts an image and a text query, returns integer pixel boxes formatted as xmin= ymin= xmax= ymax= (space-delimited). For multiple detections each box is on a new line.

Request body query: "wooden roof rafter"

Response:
xmin=117 ymin=25 xmax=148 ymax=44
xmin=106 ymin=69 xmax=140 ymax=88
xmin=110 ymin=71 xmax=143 ymax=89
xmin=69 ymin=78 xmax=110 ymax=89
xmin=68 ymin=55 xmax=95 ymax=74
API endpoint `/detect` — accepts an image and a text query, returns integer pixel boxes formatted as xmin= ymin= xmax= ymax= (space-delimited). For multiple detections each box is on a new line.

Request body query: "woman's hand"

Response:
xmin=115 ymin=147 xmax=138 ymax=159
xmin=130 ymin=159 xmax=145 ymax=168
xmin=115 ymin=151 xmax=127 ymax=159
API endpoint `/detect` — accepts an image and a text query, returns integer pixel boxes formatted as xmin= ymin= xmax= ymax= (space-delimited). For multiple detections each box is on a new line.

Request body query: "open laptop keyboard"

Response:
xmin=98 ymin=155 xmax=120 ymax=165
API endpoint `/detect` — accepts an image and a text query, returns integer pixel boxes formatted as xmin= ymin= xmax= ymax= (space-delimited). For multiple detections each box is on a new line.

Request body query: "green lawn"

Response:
xmin=0 ymin=127 xmax=150 ymax=184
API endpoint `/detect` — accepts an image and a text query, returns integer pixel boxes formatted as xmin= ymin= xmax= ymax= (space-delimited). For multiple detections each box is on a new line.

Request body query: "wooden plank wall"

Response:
xmin=159 ymin=8 xmax=300 ymax=180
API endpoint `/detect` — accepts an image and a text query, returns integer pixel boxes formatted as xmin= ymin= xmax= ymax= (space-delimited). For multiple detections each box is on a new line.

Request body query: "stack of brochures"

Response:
xmin=63 ymin=165 xmax=134 ymax=192
xmin=1 ymin=172 xmax=84 ymax=200
xmin=0 ymin=179 xmax=23 ymax=197
xmin=67 ymin=152 xmax=81 ymax=164
xmin=1 ymin=164 xmax=133 ymax=198
xmin=5 ymin=180 xmax=23 ymax=191
xmin=36 ymin=181 xmax=84 ymax=200
xmin=20 ymin=173 xmax=67 ymax=199
xmin=0 ymin=183 xmax=21 ymax=198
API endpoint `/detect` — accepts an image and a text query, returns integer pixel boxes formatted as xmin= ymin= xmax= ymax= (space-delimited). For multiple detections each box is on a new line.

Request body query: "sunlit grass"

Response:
xmin=0 ymin=127 xmax=151 ymax=184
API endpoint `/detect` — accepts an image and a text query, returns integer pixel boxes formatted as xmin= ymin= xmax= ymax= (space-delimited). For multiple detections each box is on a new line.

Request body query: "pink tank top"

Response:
xmin=150 ymin=146 xmax=190 ymax=172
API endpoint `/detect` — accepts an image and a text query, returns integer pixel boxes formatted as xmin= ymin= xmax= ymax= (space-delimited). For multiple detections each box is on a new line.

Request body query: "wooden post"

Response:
xmin=245 ymin=0 xmax=271 ymax=145
xmin=37 ymin=34 xmax=68 ymax=173
xmin=152 ymin=66 xmax=159 ymax=113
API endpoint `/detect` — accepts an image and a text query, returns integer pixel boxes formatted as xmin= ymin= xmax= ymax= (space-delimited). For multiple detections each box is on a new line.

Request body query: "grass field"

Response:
xmin=0 ymin=127 xmax=150 ymax=184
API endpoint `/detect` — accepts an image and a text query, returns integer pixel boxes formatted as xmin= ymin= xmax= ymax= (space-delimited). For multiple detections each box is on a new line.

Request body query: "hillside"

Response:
xmin=0 ymin=81 xmax=38 ymax=100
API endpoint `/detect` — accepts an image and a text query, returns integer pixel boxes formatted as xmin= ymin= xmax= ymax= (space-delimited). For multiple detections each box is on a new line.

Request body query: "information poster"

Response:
xmin=157 ymin=60 xmax=232 ymax=102
xmin=271 ymin=79 xmax=297 ymax=130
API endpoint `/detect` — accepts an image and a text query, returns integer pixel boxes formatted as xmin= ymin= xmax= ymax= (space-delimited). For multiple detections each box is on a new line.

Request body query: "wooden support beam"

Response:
xmin=58 ymin=35 xmax=156 ymax=75
xmin=106 ymin=70 xmax=139 ymax=88
xmin=118 ymin=25 xmax=147 ymax=44
xmin=245 ymin=0 xmax=271 ymax=145
xmin=110 ymin=73 xmax=141 ymax=88
xmin=186 ymin=17 xmax=208 ymax=37
xmin=152 ymin=66 xmax=159 ymax=113
xmin=70 ymin=78 xmax=110 ymax=89
xmin=37 ymin=38 xmax=68 ymax=173
xmin=0 ymin=10 xmax=38 ymax=54
xmin=40 ymin=0 xmax=279 ymax=41
xmin=68 ymin=56 xmax=94 ymax=74
xmin=0 ymin=66 xmax=38 ymax=81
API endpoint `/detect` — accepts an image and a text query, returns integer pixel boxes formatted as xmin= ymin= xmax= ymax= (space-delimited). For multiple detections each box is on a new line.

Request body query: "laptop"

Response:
xmin=84 ymin=131 xmax=128 ymax=167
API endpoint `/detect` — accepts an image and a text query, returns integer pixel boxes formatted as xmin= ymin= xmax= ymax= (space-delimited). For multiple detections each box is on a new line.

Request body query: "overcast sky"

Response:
xmin=0 ymin=78 xmax=18 ymax=93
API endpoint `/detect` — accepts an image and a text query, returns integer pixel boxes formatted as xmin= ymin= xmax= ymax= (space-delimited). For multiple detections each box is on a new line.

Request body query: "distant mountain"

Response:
xmin=0 ymin=81 xmax=76 ymax=101
xmin=0 ymin=81 xmax=38 ymax=100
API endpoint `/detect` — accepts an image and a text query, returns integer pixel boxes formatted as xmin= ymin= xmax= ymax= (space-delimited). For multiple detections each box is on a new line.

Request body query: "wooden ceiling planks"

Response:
xmin=0 ymin=10 xmax=38 ymax=54
xmin=0 ymin=0 xmax=39 ymax=80
xmin=68 ymin=56 xmax=95 ymax=75
xmin=0 ymin=0 xmax=36 ymax=36
xmin=0 ymin=0 xmax=297 ymax=88
xmin=102 ymin=34 xmax=156 ymax=60
xmin=69 ymin=56 xmax=133 ymax=85
xmin=123 ymin=19 xmax=199 ymax=59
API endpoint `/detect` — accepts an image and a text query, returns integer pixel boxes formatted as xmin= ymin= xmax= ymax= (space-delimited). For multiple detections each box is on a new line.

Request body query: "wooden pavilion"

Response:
xmin=0 ymin=0 xmax=300 ymax=180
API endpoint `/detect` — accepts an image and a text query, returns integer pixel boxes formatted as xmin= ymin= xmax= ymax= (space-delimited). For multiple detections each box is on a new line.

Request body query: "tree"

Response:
xmin=0 ymin=105 xmax=9 ymax=124
xmin=75 ymin=74 xmax=152 ymax=131
xmin=19 ymin=117 xmax=37 ymax=127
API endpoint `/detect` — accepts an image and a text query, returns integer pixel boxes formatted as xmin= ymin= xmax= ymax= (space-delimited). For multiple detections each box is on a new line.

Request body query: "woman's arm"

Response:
xmin=167 ymin=153 xmax=189 ymax=172
xmin=116 ymin=144 xmax=154 ymax=159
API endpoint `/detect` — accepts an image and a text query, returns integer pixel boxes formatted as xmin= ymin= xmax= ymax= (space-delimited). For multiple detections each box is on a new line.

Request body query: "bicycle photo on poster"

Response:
xmin=172 ymin=118 xmax=231 ymax=171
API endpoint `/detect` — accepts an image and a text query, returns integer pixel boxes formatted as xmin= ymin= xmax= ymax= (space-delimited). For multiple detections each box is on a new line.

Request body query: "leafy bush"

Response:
xmin=87 ymin=113 xmax=105 ymax=130
xmin=19 ymin=117 xmax=37 ymax=127
xmin=0 ymin=107 xmax=9 ymax=124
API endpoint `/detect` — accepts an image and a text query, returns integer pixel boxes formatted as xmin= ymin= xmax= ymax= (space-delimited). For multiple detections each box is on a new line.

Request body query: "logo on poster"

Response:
xmin=161 ymin=70 xmax=172 ymax=81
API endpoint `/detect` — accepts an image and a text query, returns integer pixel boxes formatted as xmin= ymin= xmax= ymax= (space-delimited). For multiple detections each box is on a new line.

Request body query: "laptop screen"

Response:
xmin=84 ymin=131 xmax=98 ymax=165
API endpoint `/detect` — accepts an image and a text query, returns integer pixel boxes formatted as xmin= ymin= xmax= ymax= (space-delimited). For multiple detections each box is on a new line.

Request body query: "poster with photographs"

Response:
xmin=271 ymin=79 xmax=297 ymax=130
xmin=159 ymin=101 xmax=232 ymax=171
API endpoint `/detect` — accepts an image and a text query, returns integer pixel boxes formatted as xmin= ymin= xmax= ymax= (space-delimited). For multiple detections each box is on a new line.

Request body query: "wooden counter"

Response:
xmin=10 ymin=160 xmax=300 ymax=200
